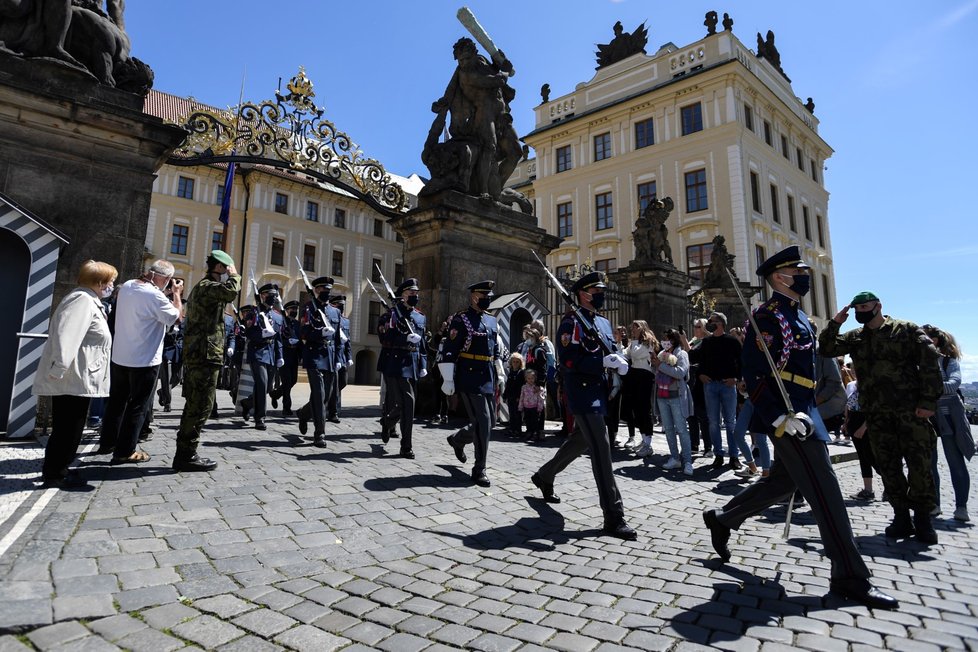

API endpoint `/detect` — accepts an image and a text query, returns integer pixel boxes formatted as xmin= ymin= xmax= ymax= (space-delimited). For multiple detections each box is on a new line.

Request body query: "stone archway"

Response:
xmin=354 ymin=349 xmax=377 ymax=385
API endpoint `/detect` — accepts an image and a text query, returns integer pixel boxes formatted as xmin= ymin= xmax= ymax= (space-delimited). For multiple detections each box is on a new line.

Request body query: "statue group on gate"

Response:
xmin=420 ymin=35 xmax=532 ymax=214
xmin=0 ymin=0 xmax=153 ymax=94
xmin=702 ymin=235 xmax=736 ymax=289
xmin=595 ymin=20 xmax=648 ymax=69
xmin=632 ymin=197 xmax=674 ymax=266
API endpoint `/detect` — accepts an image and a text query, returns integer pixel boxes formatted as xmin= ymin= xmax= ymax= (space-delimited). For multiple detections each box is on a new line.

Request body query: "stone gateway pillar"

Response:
xmin=390 ymin=190 xmax=561 ymax=331
xmin=0 ymin=54 xmax=187 ymax=303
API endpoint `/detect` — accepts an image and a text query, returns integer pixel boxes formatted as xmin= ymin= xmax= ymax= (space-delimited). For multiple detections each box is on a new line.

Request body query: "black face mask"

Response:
xmin=316 ymin=290 xmax=330 ymax=303
xmin=705 ymin=322 xmax=718 ymax=333
xmin=476 ymin=297 xmax=491 ymax=311
xmin=263 ymin=294 xmax=277 ymax=307
xmin=779 ymin=273 xmax=811 ymax=297
xmin=286 ymin=310 xmax=298 ymax=319
xmin=854 ymin=306 xmax=879 ymax=324
xmin=333 ymin=302 xmax=346 ymax=313
xmin=406 ymin=295 xmax=420 ymax=307
xmin=589 ymin=292 xmax=605 ymax=310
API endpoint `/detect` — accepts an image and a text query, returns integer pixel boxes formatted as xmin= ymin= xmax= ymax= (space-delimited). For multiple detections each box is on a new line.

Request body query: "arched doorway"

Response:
xmin=354 ymin=349 xmax=377 ymax=385
xmin=0 ymin=229 xmax=31 ymax=431
xmin=509 ymin=307 xmax=532 ymax=356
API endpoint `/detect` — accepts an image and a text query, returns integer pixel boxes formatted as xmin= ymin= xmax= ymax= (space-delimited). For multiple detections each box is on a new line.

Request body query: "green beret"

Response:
xmin=209 ymin=249 xmax=234 ymax=266
xmin=850 ymin=291 xmax=879 ymax=305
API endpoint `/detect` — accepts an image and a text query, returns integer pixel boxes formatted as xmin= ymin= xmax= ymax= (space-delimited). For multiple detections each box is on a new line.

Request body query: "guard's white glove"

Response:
xmin=226 ymin=347 xmax=233 ymax=357
xmin=288 ymin=338 xmax=300 ymax=346
xmin=336 ymin=362 xmax=343 ymax=371
xmin=346 ymin=359 xmax=353 ymax=368
xmin=419 ymin=368 xmax=428 ymax=378
xmin=339 ymin=329 xmax=349 ymax=343
xmin=276 ymin=358 xmax=284 ymax=368
xmin=319 ymin=325 xmax=334 ymax=337
xmin=773 ymin=412 xmax=814 ymax=439
xmin=438 ymin=362 xmax=455 ymax=396
xmin=259 ymin=313 xmax=276 ymax=339
xmin=603 ymin=353 xmax=627 ymax=370
xmin=407 ymin=332 xmax=422 ymax=345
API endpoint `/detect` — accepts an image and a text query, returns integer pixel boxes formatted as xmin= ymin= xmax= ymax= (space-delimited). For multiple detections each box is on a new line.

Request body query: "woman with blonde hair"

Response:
xmin=623 ymin=319 xmax=657 ymax=454
xmin=34 ymin=260 xmax=117 ymax=487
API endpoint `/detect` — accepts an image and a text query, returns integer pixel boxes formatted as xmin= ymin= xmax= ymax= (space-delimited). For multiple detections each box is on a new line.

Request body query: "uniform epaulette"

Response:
xmin=413 ymin=308 xmax=425 ymax=315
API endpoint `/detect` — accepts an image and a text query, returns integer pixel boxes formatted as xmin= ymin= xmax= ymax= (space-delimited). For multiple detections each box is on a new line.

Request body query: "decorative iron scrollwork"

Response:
xmin=169 ymin=68 xmax=406 ymax=213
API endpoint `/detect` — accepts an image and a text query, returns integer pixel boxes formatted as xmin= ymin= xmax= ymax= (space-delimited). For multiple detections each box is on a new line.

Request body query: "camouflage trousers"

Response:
xmin=175 ymin=362 xmax=221 ymax=457
xmin=867 ymin=410 xmax=937 ymax=512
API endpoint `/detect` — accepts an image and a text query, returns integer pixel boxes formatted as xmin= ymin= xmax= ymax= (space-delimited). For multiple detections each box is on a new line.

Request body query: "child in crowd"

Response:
xmin=503 ymin=353 xmax=525 ymax=436
xmin=519 ymin=368 xmax=547 ymax=442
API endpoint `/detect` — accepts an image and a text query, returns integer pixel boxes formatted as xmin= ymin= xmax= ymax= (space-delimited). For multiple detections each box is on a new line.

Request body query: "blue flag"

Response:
xmin=218 ymin=162 xmax=236 ymax=225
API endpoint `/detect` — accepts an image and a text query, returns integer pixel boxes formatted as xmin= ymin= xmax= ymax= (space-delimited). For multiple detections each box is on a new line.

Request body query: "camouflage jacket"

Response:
xmin=182 ymin=274 xmax=242 ymax=365
xmin=819 ymin=316 xmax=942 ymax=413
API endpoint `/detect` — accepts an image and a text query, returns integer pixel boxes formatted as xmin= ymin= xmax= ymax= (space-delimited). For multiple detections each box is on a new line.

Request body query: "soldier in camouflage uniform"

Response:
xmin=171 ymin=250 xmax=242 ymax=472
xmin=819 ymin=291 xmax=943 ymax=544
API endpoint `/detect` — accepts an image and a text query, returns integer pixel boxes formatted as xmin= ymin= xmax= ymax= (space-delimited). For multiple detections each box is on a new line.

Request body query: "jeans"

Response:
xmin=704 ymin=380 xmax=737 ymax=458
xmin=732 ymin=399 xmax=757 ymax=465
xmin=932 ymin=432 xmax=971 ymax=510
xmin=657 ymin=396 xmax=691 ymax=465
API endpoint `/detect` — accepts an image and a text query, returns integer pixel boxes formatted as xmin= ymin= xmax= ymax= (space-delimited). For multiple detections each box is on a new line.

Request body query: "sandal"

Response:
xmin=111 ymin=450 xmax=150 ymax=465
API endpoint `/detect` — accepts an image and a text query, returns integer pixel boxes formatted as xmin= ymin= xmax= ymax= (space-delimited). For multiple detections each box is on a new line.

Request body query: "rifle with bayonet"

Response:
xmin=372 ymin=263 xmax=417 ymax=337
xmin=294 ymin=257 xmax=332 ymax=334
xmin=249 ymin=269 xmax=275 ymax=336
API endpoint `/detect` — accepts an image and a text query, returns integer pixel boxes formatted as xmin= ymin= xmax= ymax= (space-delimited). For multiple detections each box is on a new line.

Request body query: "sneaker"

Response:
xmin=953 ymin=507 xmax=970 ymax=522
xmin=852 ymin=489 xmax=875 ymax=501
xmin=734 ymin=467 xmax=759 ymax=478
xmin=662 ymin=457 xmax=681 ymax=470
xmin=624 ymin=437 xmax=638 ymax=449
xmin=634 ymin=443 xmax=652 ymax=457
xmin=702 ymin=450 xmax=714 ymax=459
xmin=930 ymin=506 xmax=942 ymax=517
xmin=683 ymin=463 xmax=694 ymax=476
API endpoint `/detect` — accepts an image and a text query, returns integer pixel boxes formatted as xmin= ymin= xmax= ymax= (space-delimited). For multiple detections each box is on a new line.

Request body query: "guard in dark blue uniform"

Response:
xmin=269 ymin=300 xmax=302 ymax=416
xmin=297 ymin=277 xmax=341 ymax=448
xmin=377 ymin=278 xmax=427 ymax=458
xmin=242 ymin=283 xmax=284 ymax=430
xmin=528 ymin=272 xmax=636 ymax=540
xmin=327 ymin=294 xmax=353 ymax=422
xmin=441 ymin=281 xmax=501 ymax=487
xmin=702 ymin=246 xmax=897 ymax=610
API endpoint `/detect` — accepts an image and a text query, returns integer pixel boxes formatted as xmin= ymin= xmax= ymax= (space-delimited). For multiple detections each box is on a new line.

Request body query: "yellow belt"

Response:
xmin=779 ymin=370 xmax=815 ymax=389
xmin=459 ymin=352 xmax=492 ymax=361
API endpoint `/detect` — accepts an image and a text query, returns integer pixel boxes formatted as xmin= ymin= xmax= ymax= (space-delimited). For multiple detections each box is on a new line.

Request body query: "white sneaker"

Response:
xmin=624 ymin=437 xmax=638 ymax=449
xmin=954 ymin=507 xmax=970 ymax=522
xmin=662 ymin=457 xmax=681 ymax=470
xmin=634 ymin=443 xmax=652 ymax=457
xmin=734 ymin=467 xmax=759 ymax=478
xmin=683 ymin=463 xmax=694 ymax=476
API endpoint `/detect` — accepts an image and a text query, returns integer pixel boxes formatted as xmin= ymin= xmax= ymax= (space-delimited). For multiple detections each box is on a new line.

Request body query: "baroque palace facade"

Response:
xmin=508 ymin=23 xmax=836 ymax=319
xmin=142 ymin=91 xmax=423 ymax=385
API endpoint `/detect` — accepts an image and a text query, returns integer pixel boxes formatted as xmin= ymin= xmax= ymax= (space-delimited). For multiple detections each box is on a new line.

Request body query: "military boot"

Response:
xmin=884 ymin=508 xmax=915 ymax=539
xmin=913 ymin=509 xmax=938 ymax=544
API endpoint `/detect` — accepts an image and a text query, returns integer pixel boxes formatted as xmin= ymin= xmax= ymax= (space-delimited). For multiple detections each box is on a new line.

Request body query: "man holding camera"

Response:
xmin=701 ymin=246 xmax=897 ymax=610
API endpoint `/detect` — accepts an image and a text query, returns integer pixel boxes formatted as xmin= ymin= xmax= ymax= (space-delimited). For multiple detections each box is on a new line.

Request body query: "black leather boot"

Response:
xmin=884 ymin=508 xmax=915 ymax=538
xmin=913 ymin=509 xmax=938 ymax=544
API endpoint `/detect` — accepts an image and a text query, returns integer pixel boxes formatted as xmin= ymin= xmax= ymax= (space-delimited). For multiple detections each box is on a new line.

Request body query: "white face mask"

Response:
xmin=100 ymin=284 xmax=114 ymax=299
xmin=219 ymin=272 xmax=230 ymax=283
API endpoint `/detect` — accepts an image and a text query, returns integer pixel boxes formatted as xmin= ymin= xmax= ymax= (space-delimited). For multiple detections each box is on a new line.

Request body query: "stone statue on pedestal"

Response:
xmin=702 ymin=235 xmax=736 ymax=288
xmin=704 ymin=11 xmax=718 ymax=36
xmin=632 ymin=197 xmax=674 ymax=265
xmin=755 ymin=29 xmax=790 ymax=82
xmin=420 ymin=36 xmax=531 ymax=214
xmin=595 ymin=21 xmax=648 ymax=69
xmin=0 ymin=0 xmax=153 ymax=94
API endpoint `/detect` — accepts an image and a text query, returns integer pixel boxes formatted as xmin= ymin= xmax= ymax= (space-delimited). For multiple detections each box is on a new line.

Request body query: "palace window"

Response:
xmin=802 ymin=205 xmax=812 ymax=240
xmin=781 ymin=134 xmax=789 ymax=159
xmin=306 ymin=201 xmax=319 ymax=222
xmin=684 ymin=169 xmax=708 ymax=212
xmin=750 ymin=172 xmax=761 ymax=213
xmin=215 ymin=183 xmax=226 ymax=206
xmin=557 ymin=202 xmax=573 ymax=238
xmin=367 ymin=301 xmax=382 ymax=335
xmin=303 ymin=244 xmax=316 ymax=272
xmin=270 ymin=237 xmax=285 ymax=266
xmin=744 ymin=104 xmax=754 ymax=132
xmin=373 ymin=218 xmax=384 ymax=238
xmin=796 ymin=147 xmax=804 ymax=171
xmin=211 ymin=231 xmax=222 ymax=252
xmin=637 ymin=181 xmax=657 ymax=213
xmin=595 ymin=192 xmax=613 ymax=230
xmin=274 ymin=193 xmax=288 ymax=215
xmin=769 ymin=184 xmax=780 ymax=224
xmin=334 ymin=207 xmax=346 ymax=228
xmin=176 ymin=176 xmax=194 ymax=200
xmin=681 ymin=102 xmax=703 ymax=136
xmin=332 ymin=249 xmax=344 ymax=276
xmin=763 ymin=120 xmax=772 ymax=146
xmin=686 ymin=242 xmax=713 ymax=283
xmin=635 ymin=118 xmax=655 ymax=148
xmin=371 ymin=260 xmax=382 ymax=283
xmin=810 ymin=158 xmax=819 ymax=183
xmin=594 ymin=258 xmax=617 ymax=273
xmin=170 ymin=224 xmax=189 ymax=255
xmin=594 ymin=132 xmax=612 ymax=161
xmin=787 ymin=195 xmax=797 ymax=232
xmin=556 ymin=145 xmax=572 ymax=173
xmin=816 ymin=213 xmax=825 ymax=247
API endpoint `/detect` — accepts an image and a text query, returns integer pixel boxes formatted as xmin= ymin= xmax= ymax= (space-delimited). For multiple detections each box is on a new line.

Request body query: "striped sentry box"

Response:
xmin=0 ymin=192 xmax=69 ymax=439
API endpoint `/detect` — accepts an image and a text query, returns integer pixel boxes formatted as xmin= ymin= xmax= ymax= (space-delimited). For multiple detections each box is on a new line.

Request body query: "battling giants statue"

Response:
xmin=420 ymin=9 xmax=531 ymax=214
xmin=632 ymin=197 xmax=674 ymax=265
xmin=0 ymin=0 xmax=153 ymax=94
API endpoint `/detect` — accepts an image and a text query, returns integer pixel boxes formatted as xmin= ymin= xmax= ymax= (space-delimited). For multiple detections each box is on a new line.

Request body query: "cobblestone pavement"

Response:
xmin=1 ymin=385 xmax=977 ymax=651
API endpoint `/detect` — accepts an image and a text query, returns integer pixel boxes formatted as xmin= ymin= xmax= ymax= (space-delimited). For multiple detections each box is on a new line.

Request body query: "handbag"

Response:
xmin=949 ymin=393 xmax=975 ymax=460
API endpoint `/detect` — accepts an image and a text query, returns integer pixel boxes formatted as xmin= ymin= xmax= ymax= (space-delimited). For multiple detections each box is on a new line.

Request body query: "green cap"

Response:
xmin=209 ymin=249 xmax=234 ymax=266
xmin=850 ymin=291 xmax=879 ymax=305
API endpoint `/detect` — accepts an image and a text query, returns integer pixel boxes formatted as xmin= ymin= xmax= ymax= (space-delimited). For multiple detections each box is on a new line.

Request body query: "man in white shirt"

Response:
xmin=98 ymin=260 xmax=182 ymax=463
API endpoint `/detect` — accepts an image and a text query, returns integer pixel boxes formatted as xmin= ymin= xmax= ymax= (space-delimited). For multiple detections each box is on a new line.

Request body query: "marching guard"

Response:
xmin=327 ymin=294 xmax=353 ymax=422
xmin=269 ymin=300 xmax=302 ymax=417
xmin=441 ymin=280 xmax=501 ymax=487
xmin=297 ymin=276 xmax=342 ymax=448
xmin=241 ymin=283 xmax=284 ymax=430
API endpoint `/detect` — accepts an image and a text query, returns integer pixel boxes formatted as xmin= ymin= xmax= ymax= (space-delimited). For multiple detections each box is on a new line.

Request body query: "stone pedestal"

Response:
xmin=0 ymin=52 xmax=187 ymax=302
xmin=389 ymin=190 xmax=562 ymax=330
xmin=700 ymin=282 xmax=761 ymax=330
xmin=610 ymin=263 xmax=691 ymax=335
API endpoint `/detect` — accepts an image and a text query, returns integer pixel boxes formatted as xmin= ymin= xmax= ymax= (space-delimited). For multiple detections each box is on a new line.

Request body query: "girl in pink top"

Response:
xmin=518 ymin=369 xmax=547 ymax=442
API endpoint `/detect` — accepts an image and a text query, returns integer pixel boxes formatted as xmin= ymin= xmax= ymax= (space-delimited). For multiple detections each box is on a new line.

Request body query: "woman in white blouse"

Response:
xmin=34 ymin=260 xmax=117 ymax=487
xmin=623 ymin=320 xmax=658 ymax=455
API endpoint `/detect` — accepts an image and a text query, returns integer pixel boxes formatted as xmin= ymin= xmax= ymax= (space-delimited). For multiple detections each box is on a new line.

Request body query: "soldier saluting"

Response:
xmin=442 ymin=281 xmax=500 ymax=487
xmin=701 ymin=246 xmax=898 ymax=609
xmin=528 ymin=271 xmax=636 ymax=540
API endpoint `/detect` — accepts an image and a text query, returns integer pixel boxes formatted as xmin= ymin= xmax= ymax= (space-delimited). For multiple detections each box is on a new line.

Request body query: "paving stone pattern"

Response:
xmin=1 ymin=386 xmax=977 ymax=650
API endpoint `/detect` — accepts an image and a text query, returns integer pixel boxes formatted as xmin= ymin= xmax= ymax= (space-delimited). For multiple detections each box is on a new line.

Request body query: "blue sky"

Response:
xmin=126 ymin=1 xmax=978 ymax=381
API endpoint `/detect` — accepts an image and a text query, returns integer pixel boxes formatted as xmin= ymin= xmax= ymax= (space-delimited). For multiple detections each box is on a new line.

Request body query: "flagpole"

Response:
xmin=221 ymin=69 xmax=247 ymax=251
